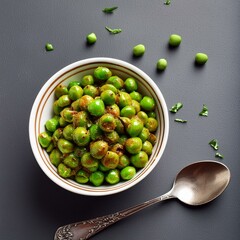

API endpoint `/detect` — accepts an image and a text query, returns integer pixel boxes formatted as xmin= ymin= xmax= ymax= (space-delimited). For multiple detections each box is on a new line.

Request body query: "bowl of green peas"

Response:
xmin=29 ymin=57 xmax=169 ymax=196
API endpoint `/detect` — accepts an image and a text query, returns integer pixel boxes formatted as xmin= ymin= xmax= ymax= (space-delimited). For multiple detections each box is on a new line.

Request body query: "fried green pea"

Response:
xmin=129 ymin=91 xmax=143 ymax=102
xmin=145 ymin=117 xmax=158 ymax=132
xmin=57 ymin=138 xmax=75 ymax=153
xmin=62 ymin=124 xmax=74 ymax=141
xmin=71 ymin=99 xmax=81 ymax=111
xmin=81 ymin=152 xmax=99 ymax=169
xmin=105 ymin=104 xmax=120 ymax=117
xmin=101 ymin=151 xmax=119 ymax=169
xmin=169 ymin=34 xmax=182 ymax=47
xmin=120 ymin=166 xmax=136 ymax=180
xmin=138 ymin=127 xmax=150 ymax=142
xmin=106 ymin=76 xmax=124 ymax=89
xmin=49 ymin=149 xmax=62 ymax=167
xmin=89 ymin=124 xmax=103 ymax=141
xmin=67 ymin=81 xmax=80 ymax=89
xmin=131 ymin=100 xmax=141 ymax=113
xmin=147 ymin=111 xmax=156 ymax=118
xmin=131 ymin=151 xmax=148 ymax=168
xmin=111 ymin=143 xmax=125 ymax=156
xmin=52 ymin=128 xmax=63 ymax=146
xmin=59 ymin=117 xmax=68 ymax=127
xmin=115 ymin=118 xmax=125 ymax=134
xmin=118 ymin=155 xmax=130 ymax=169
xmin=45 ymin=117 xmax=59 ymax=132
xmin=83 ymin=85 xmax=99 ymax=98
xmin=94 ymin=66 xmax=112 ymax=81
xmin=55 ymin=85 xmax=68 ymax=99
xmin=118 ymin=134 xmax=128 ymax=145
xmin=58 ymin=95 xmax=71 ymax=107
xmin=90 ymin=140 xmax=109 ymax=159
xmin=126 ymin=117 xmax=144 ymax=137
xmin=137 ymin=111 xmax=148 ymax=124
xmin=38 ymin=132 xmax=52 ymax=148
xmin=46 ymin=142 xmax=54 ymax=153
xmin=117 ymin=92 xmax=132 ymax=109
xmin=124 ymin=77 xmax=138 ymax=92
xmin=140 ymin=96 xmax=156 ymax=111
xmin=60 ymin=108 xmax=77 ymax=123
xmin=80 ymin=75 xmax=94 ymax=87
xmin=120 ymin=105 xmax=136 ymax=118
xmin=133 ymin=44 xmax=145 ymax=57
xmin=72 ymin=127 xmax=90 ymax=147
xmin=75 ymin=170 xmax=90 ymax=184
xmin=148 ymin=133 xmax=157 ymax=146
xmin=105 ymin=169 xmax=120 ymax=185
xmin=142 ymin=141 xmax=153 ymax=155
xmin=74 ymin=147 xmax=88 ymax=158
xmin=89 ymin=171 xmax=105 ymax=186
xmin=101 ymin=90 xmax=116 ymax=105
xmin=100 ymin=84 xmax=118 ymax=94
xmin=125 ymin=137 xmax=142 ymax=154
xmin=104 ymin=131 xmax=119 ymax=144
xmin=73 ymin=111 xmax=90 ymax=128
xmin=58 ymin=163 xmax=72 ymax=178
xmin=69 ymin=85 xmax=83 ymax=100
xmin=53 ymin=100 xmax=64 ymax=115
xmin=79 ymin=95 xmax=94 ymax=111
xmin=99 ymin=113 xmax=116 ymax=132
xmin=98 ymin=163 xmax=110 ymax=172
xmin=88 ymin=99 xmax=105 ymax=117
xmin=63 ymin=153 xmax=79 ymax=168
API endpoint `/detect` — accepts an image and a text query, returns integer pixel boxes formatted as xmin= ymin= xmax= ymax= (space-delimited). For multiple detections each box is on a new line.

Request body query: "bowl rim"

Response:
xmin=29 ymin=57 xmax=169 ymax=196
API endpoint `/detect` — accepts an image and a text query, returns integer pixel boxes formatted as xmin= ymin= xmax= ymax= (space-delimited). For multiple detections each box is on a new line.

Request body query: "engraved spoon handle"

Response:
xmin=54 ymin=192 xmax=173 ymax=240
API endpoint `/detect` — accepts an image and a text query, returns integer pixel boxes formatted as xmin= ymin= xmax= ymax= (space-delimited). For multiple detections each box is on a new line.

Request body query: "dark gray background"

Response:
xmin=0 ymin=0 xmax=239 ymax=239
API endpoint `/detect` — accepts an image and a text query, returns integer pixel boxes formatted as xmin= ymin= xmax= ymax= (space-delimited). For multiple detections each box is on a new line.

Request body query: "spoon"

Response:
xmin=54 ymin=160 xmax=230 ymax=240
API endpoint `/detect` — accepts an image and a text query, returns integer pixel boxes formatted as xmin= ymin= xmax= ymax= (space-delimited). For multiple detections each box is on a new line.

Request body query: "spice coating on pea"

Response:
xmin=195 ymin=53 xmax=208 ymax=65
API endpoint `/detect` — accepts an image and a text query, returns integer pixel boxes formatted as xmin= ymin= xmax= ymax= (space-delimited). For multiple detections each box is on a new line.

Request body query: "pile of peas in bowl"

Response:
xmin=38 ymin=66 xmax=158 ymax=187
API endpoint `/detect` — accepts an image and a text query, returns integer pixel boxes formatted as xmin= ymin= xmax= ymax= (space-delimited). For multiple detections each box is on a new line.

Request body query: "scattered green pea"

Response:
xmin=133 ymin=44 xmax=145 ymax=57
xmin=45 ymin=43 xmax=54 ymax=51
xmin=157 ymin=58 xmax=168 ymax=71
xmin=86 ymin=33 xmax=97 ymax=44
xmin=169 ymin=34 xmax=182 ymax=47
xmin=195 ymin=53 xmax=208 ymax=65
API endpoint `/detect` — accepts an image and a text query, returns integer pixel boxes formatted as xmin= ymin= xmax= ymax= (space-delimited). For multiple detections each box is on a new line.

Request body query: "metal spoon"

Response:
xmin=54 ymin=160 xmax=230 ymax=240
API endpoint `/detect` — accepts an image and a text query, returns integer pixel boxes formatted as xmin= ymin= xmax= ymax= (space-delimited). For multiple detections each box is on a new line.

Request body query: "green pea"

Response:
xmin=58 ymin=163 xmax=72 ymax=178
xmin=69 ymin=85 xmax=83 ymax=100
xmin=73 ymin=111 xmax=89 ymax=128
xmin=89 ymin=124 xmax=103 ymax=141
xmin=131 ymin=151 xmax=148 ymax=168
xmin=60 ymin=108 xmax=77 ymax=123
xmin=137 ymin=111 xmax=148 ymax=124
xmin=138 ymin=127 xmax=150 ymax=142
xmin=49 ymin=149 xmax=62 ymax=167
xmin=90 ymin=140 xmax=109 ymax=159
xmin=101 ymin=90 xmax=116 ymax=105
xmin=148 ymin=133 xmax=157 ymax=146
xmin=62 ymin=124 xmax=74 ymax=141
xmin=169 ymin=34 xmax=182 ymax=47
xmin=129 ymin=91 xmax=143 ymax=102
xmin=94 ymin=66 xmax=112 ymax=80
xmin=80 ymin=75 xmax=94 ymax=87
xmin=100 ymin=84 xmax=118 ymax=94
xmin=120 ymin=166 xmax=136 ymax=180
xmin=157 ymin=58 xmax=168 ymax=71
xmin=126 ymin=117 xmax=144 ymax=137
xmin=45 ymin=43 xmax=54 ymax=51
xmin=86 ymin=32 xmax=97 ymax=44
xmin=120 ymin=105 xmax=136 ymax=118
xmin=105 ymin=169 xmax=120 ymax=185
xmin=104 ymin=131 xmax=119 ymax=144
xmin=115 ymin=118 xmax=125 ymax=134
xmin=81 ymin=152 xmax=99 ymax=169
xmin=99 ymin=113 xmax=116 ymax=132
xmin=98 ymin=163 xmax=110 ymax=172
xmin=118 ymin=92 xmax=132 ymax=109
xmin=125 ymin=137 xmax=142 ymax=154
xmin=59 ymin=117 xmax=68 ymax=127
xmin=195 ymin=53 xmax=208 ymax=65
xmin=67 ymin=81 xmax=80 ymax=89
xmin=101 ymin=151 xmax=119 ymax=169
xmin=140 ymin=96 xmax=156 ymax=111
xmin=38 ymin=132 xmax=52 ymax=148
xmin=71 ymin=99 xmax=81 ymax=111
xmin=106 ymin=76 xmax=124 ymax=89
xmin=110 ymin=143 xmax=124 ymax=156
xmin=89 ymin=171 xmax=105 ymax=186
xmin=46 ymin=142 xmax=54 ymax=153
xmin=118 ymin=134 xmax=128 ymax=145
xmin=142 ymin=141 xmax=153 ymax=155
xmin=75 ymin=170 xmax=90 ymax=184
xmin=88 ymin=99 xmax=105 ymax=117
xmin=72 ymin=127 xmax=90 ymax=147
xmin=106 ymin=104 xmax=120 ymax=117
xmin=74 ymin=147 xmax=88 ymax=158
xmin=79 ymin=95 xmax=94 ymax=111
xmin=118 ymin=155 xmax=130 ymax=169
xmin=133 ymin=44 xmax=145 ymax=57
xmin=83 ymin=85 xmax=99 ymax=98
xmin=131 ymin=100 xmax=141 ymax=113
xmin=53 ymin=100 xmax=63 ymax=115
xmin=145 ymin=117 xmax=158 ymax=132
xmin=57 ymin=138 xmax=75 ymax=153
xmin=52 ymin=128 xmax=63 ymax=146
xmin=147 ymin=111 xmax=156 ymax=118
xmin=63 ymin=153 xmax=79 ymax=168
xmin=45 ymin=117 xmax=59 ymax=132
xmin=125 ymin=77 xmax=138 ymax=92
xmin=58 ymin=95 xmax=71 ymax=107
xmin=55 ymin=85 xmax=68 ymax=99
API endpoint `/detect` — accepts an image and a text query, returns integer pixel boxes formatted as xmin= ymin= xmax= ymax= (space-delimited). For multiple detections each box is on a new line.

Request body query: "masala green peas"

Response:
xmin=101 ymin=151 xmax=119 ymax=169
xmin=81 ymin=152 xmax=99 ymax=169
xmin=90 ymin=140 xmax=109 ymax=159
xmin=90 ymin=171 xmax=105 ymax=186
xmin=145 ymin=117 xmax=158 ymax=132
xmin=73 ymin=127 xmax=90 ymax=147
xmin=68 ymin=85 xmax=83 ymax=100
xmin=120 ymin=105 xmax=136 ymax=118
xmin=101 ymin=90 xmax=116 ymax=105
xmin=55 ymin=85 xmax=68 ymax=99
xmin=99 ymin=113 xmax=116 ymax=132
xmin=58 ymin=95 xmax=71 ymax=107
xmin=105 ymin=169 xmax=120 ymax=184
xmin=137 ymin=111 xmax=148 ymax=124
xmin=57 ymin=138 xmax=75 ymax=153
xmin=129 ymin=91 xmax=142 ymax=102
xmin=100 ymin=84 xmax=118 ymax=94
xmin=60 ymin=108 xmax=77 ymax=123
xmin=142 ymin=141 xmax=153 ymax=155
xmin=79 ymin=95 xmax=94 ymax=111
xmin=75 ymin=170 xmax=90 ymax=184
xmin=53 ymin=100 xmax=63 ymax=115
xmin=58 ymin=163 xmax=72 ymax=178
xmin=80 ymin=75 xmax=94 ymax=87
xmin=125 ymin=77 xmax=138 ymax=92
xmin=73 ymin=111 xmax=89 ymax=128
xmin=45 ymin=117 xmax=59 ymax=132
xmin=89 ymin=124 xmax=103 ymax=140
xmin=62 ymin=124 xmax=74 ymax=141
xmin=106 ymin=76 xmax=124 ymax=89
xmin=131 ymin=100 xmax=141 ymax=113
xmin=63 ymin=153 xmax=79 ymax=168
xmin=138 ymin=127 xmax=150 ymax=142
xmin=140 ymin=96 xmax=156 ymax=112
xmin=83 ymin=85 xmax=99 ymax=98
xmin=49 ymin=149 xmax=62 ymax=167
xmin=104 ymin=131 xmax=119 ymax=144
xmin=120 ymin=166 xmax=136 ymax=180
xmin=125 ymin=137 xmax=142 ymax=154
xmin=67 ymin=81 xmax=80 ymax=89
xmin=157 ymin=58 xmax=168 ymax=71
xmin=133 ymin=44 xmax=145 ymax=57
xmin=38 ymin=132 xmax=52 ymax=148
xmin=106 ymin=104 xmax=120 ymax=117
xmin=118 ymin=155 xmax=130 ymax=169
xmin=195 ymin=53 xmax=208 ymax=65
xmin=126 ymin=117 xmax=144 ymax=137
xmin=86 ymin=32 xmax=97 ymax=44
xmin=88 ymin=99 xmax=105 ymax=117
xmin=94 ymin=66 xmax=112 ymax=80
xmin=169 ymin=34 xmax=182 ymax=47
xmin=118 ymin=92 xmax=132 ymax=108
xmin=131 ymin=151 xmax=149 ymax=168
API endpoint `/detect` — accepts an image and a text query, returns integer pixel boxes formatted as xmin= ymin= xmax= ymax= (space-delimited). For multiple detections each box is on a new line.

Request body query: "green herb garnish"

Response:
xmin=174 ymin=118 xmax=187 ymax=123
xmin=102 ymin=6 xmax=118 ymax=13
xmin=199 ymin=104 xmax=208 ymax=116
xmin=169 ymin=102 xmax=183 ymax=113
xmin=105 ymin=26 xmax=122 ymax=34
xmin=45 ymin=43 xmax=54 ymax=51
xmin=215 ymin=152 xmax=224 ymax=159
xmin=164 ymin=0 xmax=171 ymax=5
xmin=209 ymin=139 xmax=219 ymax=150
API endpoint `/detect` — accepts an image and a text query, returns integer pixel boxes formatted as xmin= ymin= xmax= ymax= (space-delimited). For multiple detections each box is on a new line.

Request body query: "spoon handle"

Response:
xmin=54 ymin=192 xmax=172 ymax=240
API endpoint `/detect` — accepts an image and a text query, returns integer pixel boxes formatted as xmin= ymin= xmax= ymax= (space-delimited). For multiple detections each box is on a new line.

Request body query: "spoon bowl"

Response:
xmin=54 ymin=160 xmax=230 ymax=240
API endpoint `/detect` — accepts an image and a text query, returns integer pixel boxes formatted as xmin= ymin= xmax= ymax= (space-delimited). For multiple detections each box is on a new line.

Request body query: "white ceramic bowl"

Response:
xmin=29 ymin=57 xmax=169 ymax=196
